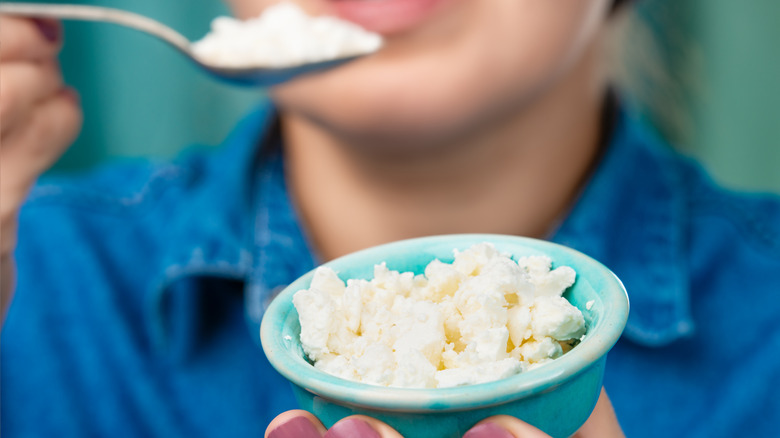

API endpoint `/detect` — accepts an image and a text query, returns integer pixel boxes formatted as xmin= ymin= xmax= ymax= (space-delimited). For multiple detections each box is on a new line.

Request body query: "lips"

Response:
xmin=326 ymin=0 xmax=447 ymax=35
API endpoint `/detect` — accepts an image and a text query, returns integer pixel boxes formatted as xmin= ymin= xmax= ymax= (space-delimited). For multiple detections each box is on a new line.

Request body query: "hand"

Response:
xmin=0 ymin=16 xmax=82 ymax=317
xmin=264 ymin=388 xmax=624 ymax=437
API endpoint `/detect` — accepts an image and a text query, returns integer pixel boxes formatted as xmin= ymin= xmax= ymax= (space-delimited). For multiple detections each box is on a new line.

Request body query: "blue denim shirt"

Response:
xmin=3 ymin=102 xmax=780 ymax=437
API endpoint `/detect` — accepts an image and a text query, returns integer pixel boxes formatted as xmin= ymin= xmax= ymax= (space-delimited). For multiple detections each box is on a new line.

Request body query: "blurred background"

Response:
xmin=21 ymin=0 xmax=780 ymax=193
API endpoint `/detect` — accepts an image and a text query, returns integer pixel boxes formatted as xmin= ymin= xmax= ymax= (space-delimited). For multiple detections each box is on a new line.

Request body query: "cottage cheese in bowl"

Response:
xmin=293 ymin=243 xmax=586 ymax=389
xmin=192 ymin=2 xmax=382 ymax=68
xmin=261 ymin=234 xmax=630 ymax=437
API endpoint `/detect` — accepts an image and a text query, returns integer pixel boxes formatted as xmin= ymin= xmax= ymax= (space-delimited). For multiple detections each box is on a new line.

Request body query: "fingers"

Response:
xmin=0 ymin=87 xmax=82 ymax=208
xmin=573 ymin=388 xmax=625 ymax=438
xmin=0 ymin=60 xmax=64 ymax=131
xmin=265 ymin=412 xmax=403 ymax=438
xmin=265 ymin=410 xmax=326 ymax=438
xmin=264 ymin=394 xmax=624 ymax=438
xmin=464 ymin=416 xmax=550 ymax=438
xmin=0 ymin=16 xmax=62 ymax=62
xmin=466 ymin=389 xmax=626 ymax=438
xmin=461 ymin=389 xmax=627 ymax=438
xmin=324 ymin=416 xmax=403 ymax=438
xmin=0 ymin=13 xmax=79 ymax=309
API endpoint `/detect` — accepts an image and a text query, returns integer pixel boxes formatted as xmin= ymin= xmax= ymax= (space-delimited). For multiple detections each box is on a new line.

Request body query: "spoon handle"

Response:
xmin=0 ymin=3 xmax=191 ymax=54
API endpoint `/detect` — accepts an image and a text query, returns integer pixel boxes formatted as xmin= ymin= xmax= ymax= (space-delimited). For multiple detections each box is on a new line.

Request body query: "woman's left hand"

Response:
xmin=264 ymin=388 xmax=624 ymax=438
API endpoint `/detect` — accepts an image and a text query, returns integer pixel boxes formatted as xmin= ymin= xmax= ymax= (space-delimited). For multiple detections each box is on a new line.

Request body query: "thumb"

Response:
xmin=573 ymin=388 xmax=625 ymax=437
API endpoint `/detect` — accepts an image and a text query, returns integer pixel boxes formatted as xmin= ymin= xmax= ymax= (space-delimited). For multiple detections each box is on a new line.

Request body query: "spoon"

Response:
xmin=0 ymin=3 xmax=370 ymax=87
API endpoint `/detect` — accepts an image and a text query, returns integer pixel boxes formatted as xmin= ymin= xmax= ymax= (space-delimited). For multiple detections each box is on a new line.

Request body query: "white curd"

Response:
xmin=293 ymin=243 xmax=586 ymax=388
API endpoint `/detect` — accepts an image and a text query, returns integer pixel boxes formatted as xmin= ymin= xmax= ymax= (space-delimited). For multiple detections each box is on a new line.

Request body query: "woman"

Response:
xmin=2 ymin=0 xmax=778 ymax=437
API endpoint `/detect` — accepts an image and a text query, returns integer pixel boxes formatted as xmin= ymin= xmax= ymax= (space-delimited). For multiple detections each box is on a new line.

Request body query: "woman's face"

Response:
xmin=228 ymin=0 xmax=611 ymax=146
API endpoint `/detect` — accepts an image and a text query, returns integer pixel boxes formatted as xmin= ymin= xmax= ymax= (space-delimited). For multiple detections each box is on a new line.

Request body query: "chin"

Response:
xmin=270 ymin=50 xmax=562 ymax=149
xmin=264 ymin=0 xmax=610 ymax=147
xmin=270 ymin=66 xmax=497 ymax=148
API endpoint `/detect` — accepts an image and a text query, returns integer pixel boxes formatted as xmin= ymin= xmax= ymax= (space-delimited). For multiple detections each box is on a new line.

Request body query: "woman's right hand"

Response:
xmin=1 ymin=16 xmax=82 ymax=316
xmin=265 ymin=388 xmax=624 ymax=438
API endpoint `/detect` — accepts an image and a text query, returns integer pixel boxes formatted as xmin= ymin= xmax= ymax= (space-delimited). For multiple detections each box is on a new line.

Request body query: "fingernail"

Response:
xmin=324 ymin=418 xmax=380 ymax=438
xmin=33 ymin=18 xmax=61 ymax=43
xmin=463 ymin=422 xmax=516 ymax=438
xmin=268 ymin=416 xmax=322 ymax=438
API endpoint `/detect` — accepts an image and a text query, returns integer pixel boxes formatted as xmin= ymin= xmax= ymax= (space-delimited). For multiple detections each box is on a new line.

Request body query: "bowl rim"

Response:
xmin=260 ymin=234 xmax=629 ymax=412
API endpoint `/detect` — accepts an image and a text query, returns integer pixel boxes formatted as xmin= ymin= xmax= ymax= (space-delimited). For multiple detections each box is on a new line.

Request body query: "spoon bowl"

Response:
xmin=203 ymin=55 xmax=362 ymax=87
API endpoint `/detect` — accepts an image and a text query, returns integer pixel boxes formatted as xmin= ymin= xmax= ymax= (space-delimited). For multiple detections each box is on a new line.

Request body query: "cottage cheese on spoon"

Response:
xmin=293 ymin=243 xmax=586 ymax=389
xmin=192 ymin=2 xmax=382 ymax=68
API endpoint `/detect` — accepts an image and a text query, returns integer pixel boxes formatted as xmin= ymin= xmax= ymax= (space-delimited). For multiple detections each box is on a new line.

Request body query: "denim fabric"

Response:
xmin=3 ymin=101 xmax=779 ymax=437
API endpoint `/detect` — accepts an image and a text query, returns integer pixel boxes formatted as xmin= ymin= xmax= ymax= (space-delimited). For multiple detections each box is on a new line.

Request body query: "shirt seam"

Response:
xmin=24 ymin=164 xmax=190 ymax=217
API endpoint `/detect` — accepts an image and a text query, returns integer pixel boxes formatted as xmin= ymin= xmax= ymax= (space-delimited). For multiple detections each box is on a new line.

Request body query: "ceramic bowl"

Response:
xmin=260 ymin=234 xmax=629 ymax=438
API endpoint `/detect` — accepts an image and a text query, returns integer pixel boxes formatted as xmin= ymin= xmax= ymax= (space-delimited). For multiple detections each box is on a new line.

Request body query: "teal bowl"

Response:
xmin=260 ymin=234 xmax=629 ymax=438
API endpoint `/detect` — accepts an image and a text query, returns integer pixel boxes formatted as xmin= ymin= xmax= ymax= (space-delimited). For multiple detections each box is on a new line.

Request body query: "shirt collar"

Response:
xmin=163 ymin=104 xmax=273 ymax=268
xmin=243 ymin=130 xmax=318 ymax=347
xmin=553 ymin=108 xmax=694 ymax=347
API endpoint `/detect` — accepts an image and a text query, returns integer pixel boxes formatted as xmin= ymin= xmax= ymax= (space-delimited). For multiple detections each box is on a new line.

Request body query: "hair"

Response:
xmin=607 ymin=0 xmax=700 ymax=149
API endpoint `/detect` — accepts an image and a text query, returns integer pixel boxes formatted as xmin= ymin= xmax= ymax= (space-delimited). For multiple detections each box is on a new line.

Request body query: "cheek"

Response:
xmin=475 ymin=0 xmax=610 ymax=102
xmin=271 ymin=0 xmax=609 ymax=142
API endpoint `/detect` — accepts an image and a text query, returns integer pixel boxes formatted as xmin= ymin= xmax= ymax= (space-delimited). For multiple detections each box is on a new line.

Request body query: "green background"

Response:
xmin=23 ymin=0 xmax=780 ymax=193
xmin=686 ymin=0 xmax=780 ymax=192
xmin=42 ymin=0 xmax=261 ymax=170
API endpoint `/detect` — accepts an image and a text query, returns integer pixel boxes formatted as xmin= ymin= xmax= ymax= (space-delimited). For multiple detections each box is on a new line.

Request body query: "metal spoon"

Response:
xmin=0 ymin=2 xmax=371 ymax=87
